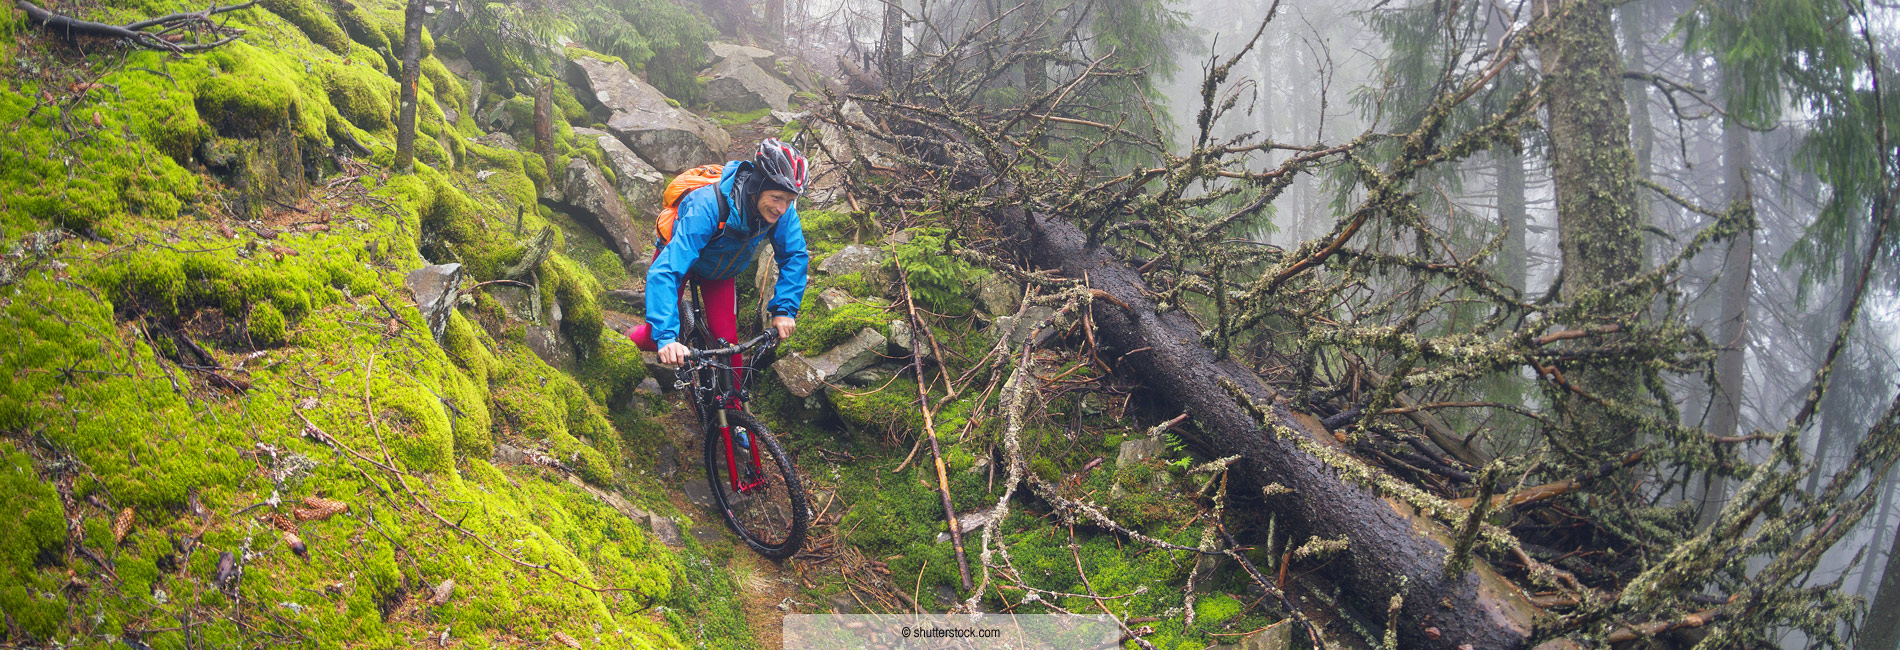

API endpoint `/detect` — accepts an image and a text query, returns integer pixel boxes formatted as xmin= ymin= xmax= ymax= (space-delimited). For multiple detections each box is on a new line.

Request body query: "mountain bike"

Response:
xmin=671 ymin=282 xmax=810 ymax=559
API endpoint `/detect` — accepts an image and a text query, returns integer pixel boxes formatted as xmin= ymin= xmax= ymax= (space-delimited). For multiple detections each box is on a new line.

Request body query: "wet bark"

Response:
xmin=393 ymin=0 xmax=425 ymax=172
xmin=533 ymin=80 xmax=555 ymax=176
xmin=880 ymin=0 xmax=905 ymax=87
xmin=1496 ymin=147 xmax=1527 ymax=293
xmin=1016 ymin=209 xmax=1536 ymax=650
xmin=1866 ymin=504 xmax=1900 ymax=650
xmin=1538 ymin=0 xmax=1646 ymax=460
xmin=1700 ymin=71 xmax=1753 ymax=528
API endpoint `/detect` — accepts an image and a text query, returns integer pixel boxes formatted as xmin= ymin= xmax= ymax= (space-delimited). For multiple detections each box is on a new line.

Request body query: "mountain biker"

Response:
xmin=623 ymin=139 xmax=811 ymax=384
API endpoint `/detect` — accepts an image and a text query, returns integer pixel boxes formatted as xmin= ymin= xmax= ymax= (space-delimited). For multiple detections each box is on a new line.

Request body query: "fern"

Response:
xmin=893 ymin=227 xmax=982 ymax=316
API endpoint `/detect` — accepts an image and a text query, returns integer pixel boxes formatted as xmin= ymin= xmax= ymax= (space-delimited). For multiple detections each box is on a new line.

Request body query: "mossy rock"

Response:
xmin=247 ymin=301 xmax=289 ymax=346
xmin=260 ymin=0 xmax=350 ymax=54
xmin=319 ymin=61 xmax=398 ymax=132
xmin=193 ymin=69 xmax=300 ymax=139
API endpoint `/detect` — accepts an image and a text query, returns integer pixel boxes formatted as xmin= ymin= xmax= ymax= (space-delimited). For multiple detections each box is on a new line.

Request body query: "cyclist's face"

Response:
xmin=757 ymin=189 xmax=796 ymax=224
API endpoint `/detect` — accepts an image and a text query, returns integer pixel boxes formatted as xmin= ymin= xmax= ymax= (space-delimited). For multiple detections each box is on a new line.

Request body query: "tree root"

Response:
xmin=15 ymin=0 xmax=255 ymax=53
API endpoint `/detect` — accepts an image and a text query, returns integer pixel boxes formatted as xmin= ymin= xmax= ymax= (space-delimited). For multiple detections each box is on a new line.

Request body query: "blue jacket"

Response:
xmin=645 ymin=160 xmax=810 ymax=349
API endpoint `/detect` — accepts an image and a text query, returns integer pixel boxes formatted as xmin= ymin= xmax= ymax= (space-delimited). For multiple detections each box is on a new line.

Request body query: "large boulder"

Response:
xmin=707 ymin=41 xmax=776 ymax=66
xmin=815 ymin=244 xmax=884 ymax=276
xmin=771 ymin=327 xmax=888 ymax=397
xmin=815 ymin=100 xmax=900 ymax=169
xmin=566 ymin=54 xmax=730 ymax=173
xmin=403 ymin=263 xmax=463 ymax=341
xmin=771 ymin=56 xmax=832 ymax=94
xmin=543 ymin=158 xmax=645 ymax=263
xmin=574 ymin=126 xmax=665 ymax=219
xmin=705 ymin=57 xmax=795 ymax=113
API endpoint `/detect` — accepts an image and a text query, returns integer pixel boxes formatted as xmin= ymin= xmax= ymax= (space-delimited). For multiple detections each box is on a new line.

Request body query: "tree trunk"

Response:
xmin=1699 ymin=68 xmax=1754 ymax=528
xmin=1807 ymin=219 xmax=1865 ymax=494
xmin=393 ymin=0 xmax=424 ymax=173
xmin=880 ymin=0 xmax=904 ymax=87
xmin=1496 ymin=147 xmax=1527 ymax=293
xmin=764 ymin=0 xmax=783 ymax=44
xmin=1022 ymin=0 xmax=1046 ymax=99
xmin=1539 ymin=0 xmax=1647 ymax=462
xmin=1860 ymin=466 xmax=1898 ymax=599
xmin=533 ymin=79 xmax=555 ymax=176
xmin=1620 ymin=3 xmax=1657 ymax=268
xmin=1017 ymin=210 xmax=1536 ymax=650
xmin=1865 ymin=504 xmax=1900 ymax=650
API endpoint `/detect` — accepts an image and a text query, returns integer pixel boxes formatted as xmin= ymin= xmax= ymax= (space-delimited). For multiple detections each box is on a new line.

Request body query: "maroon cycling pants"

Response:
xmin=625 ymin=274 xmax=745 ymax=387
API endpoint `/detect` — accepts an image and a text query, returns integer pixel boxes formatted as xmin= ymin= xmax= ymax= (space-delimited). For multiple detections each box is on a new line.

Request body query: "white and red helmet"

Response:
xmin=754 ymin=138 xmax=808 ymax=195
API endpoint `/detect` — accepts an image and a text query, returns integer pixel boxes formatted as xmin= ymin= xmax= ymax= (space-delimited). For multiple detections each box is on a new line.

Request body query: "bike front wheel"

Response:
xmin=703 ymin=410 xmax=809 ymax=559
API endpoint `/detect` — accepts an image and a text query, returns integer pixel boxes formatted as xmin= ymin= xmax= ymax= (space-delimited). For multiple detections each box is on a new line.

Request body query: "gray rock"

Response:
xmin=990 ymin=305 xmax=1057 ymax=349
xmin=576 ymin=127 xmax=666 ymax=219
xmin=827 ymin=592 xmax=862 ymax=614
xmin=842 ymin=366 xmax=891 ymax=387
xmin=635 ymin=377 xmax=662 ymax=395
xmin=648 ymin=515 xmax=683 ymax=546
xmin=705 ymin=57 xmax=795 ymax=113
xmin=682 ymin=480 xmax=717 ymax=510
xmin=603 ymin=289 xmax=645 ymax=309
xmin=771 ymin=56 xmax=830 ymax=94
xmin=887 ymin=319 xmax=914 ymax=357
xmin=1189 ymin=551 xmax=1224 ymax=594
xmin=816 ymin=244 xmax=884 ymax=276
xmin=968 ymin=455 xmax=990 ymax=475
xmin=441 ymin=108 xmax=460 ymax=125
xmin=1117 ymin=436 xmax=1163 ymax=468
xmin=933 ymin=584 xmax=959 ymax=608
xmin=688 ymin=523 xmax=723 ymax=544
xmin=707 ymin=41 xmax=776 ymax=65
xmin=813 ymin=103 xmax=900 ymax=167
xmin=818 ymin=287 xmax=854 ymax=311
xmin=934 ymin=506 xmax=996 ymax=544
xmin=768 ymin=110 xmax=807 ymax=125
xmin=471 ymin=131 xmax=519 ymax=151
xmin=493 ymin=443 xmax=527 ymax=465
xmin=641 ymin=353 xmax=675 ymax=389
xmin=975 ymin=272 xmax=1021 ymax=316
xmin=403 ymin=263 xmax=463 ymax=341
xmin=544 ymin=158 xmax=645 ymax=262
xmin=525 ymin=324 xmax=576 ymax=371
xmin=654 ymin=442 xmax=680 ymax=479
xmin=771 ymin=328 xmax=889 ymax=397
xmin=1226 ymin=621 xmax=1293 ymax=650
xmin=567 ymin=53 xmax=730 ymax=173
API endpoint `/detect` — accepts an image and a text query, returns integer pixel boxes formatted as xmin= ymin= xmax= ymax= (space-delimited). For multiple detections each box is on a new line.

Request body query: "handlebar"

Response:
xmin=685 ymin=330 xmax=780 ymax=362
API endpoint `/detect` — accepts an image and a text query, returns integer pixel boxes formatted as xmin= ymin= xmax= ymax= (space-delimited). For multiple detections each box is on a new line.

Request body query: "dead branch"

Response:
xmin=15 ymin=0 xmax=255 ymax=53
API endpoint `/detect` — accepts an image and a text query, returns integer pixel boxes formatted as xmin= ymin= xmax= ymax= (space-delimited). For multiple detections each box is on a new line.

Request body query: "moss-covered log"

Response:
xmin=1016 ymin=208 xmax=1538 ymax=650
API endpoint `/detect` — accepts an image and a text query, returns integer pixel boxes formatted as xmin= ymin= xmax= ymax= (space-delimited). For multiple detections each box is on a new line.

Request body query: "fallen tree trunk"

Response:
xmin=1018 ymin=210 xmax=1538 ymax=650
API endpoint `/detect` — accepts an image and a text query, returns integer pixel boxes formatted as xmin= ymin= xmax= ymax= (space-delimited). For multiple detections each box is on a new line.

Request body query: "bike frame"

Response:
xmin=681 ymin=283 xmax=770 ymax=495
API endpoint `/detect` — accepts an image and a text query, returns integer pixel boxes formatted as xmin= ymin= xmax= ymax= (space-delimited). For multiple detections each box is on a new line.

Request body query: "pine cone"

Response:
xmin=428 ymin=578 xmax=455 ymax=606
xmin=295 ymin=496 xmax=349 ymax=521
xmin=112 ymin=508 xmax=134 ymax=544
xmin=269 ymin=512 xmax=298 ymax=533
xmin=552 ymin=631 xmax=581 ymax=649
xmin=284 ymin=531 xmax=308 ymax=561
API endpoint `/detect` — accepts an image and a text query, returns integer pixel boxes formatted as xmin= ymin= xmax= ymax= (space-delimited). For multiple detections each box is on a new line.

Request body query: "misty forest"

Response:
xmin=2 ymin=0 xmax=1899 ymax=647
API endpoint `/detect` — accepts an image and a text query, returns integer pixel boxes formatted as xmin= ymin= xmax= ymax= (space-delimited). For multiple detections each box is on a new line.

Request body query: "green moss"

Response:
xmin=248 ymin=301 xmax=289 ymax=346
xmin=713 ymin=107 xmax=773 ymax=127
xmin=421 ymin=56 xmax=465 ymax=115
xmin=260 ymin=0 xmax=350 ymax=54
xmin=787 ymin=295 xmax=891 ymax=356
xmin=320 ymin=60 xmax=398 ymax=132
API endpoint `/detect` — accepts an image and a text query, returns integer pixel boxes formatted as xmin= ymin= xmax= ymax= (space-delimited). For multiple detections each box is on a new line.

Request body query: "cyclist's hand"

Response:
xmin=658 ymin=341 xmax=691 ymax=365
xmin=772 ymin=316 xmax=796 ymax=340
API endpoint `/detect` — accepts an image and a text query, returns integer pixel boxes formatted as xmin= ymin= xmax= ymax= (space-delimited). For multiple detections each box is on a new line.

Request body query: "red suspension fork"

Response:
xmin=719 ymin=406 xmax=766 ymax=492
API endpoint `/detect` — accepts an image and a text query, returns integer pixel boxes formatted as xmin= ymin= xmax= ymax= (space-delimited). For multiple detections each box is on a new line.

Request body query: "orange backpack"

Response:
xmin=654 ymin=164 xmax=731 ymax=246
